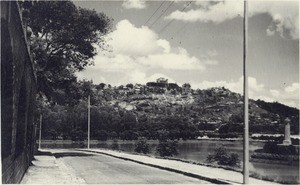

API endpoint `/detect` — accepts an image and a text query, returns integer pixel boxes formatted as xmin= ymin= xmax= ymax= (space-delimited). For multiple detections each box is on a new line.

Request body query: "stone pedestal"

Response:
xmin=282 ymin=118 xmax=292 ymax=145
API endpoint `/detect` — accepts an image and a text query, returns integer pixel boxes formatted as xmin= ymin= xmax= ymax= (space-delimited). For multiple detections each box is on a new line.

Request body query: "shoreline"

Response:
xmin=38 ymin=138 xmax=272 ymax=144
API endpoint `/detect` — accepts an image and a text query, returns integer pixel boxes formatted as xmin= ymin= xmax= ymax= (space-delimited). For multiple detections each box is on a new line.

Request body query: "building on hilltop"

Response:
xmin=146 ymin=78 xmax=181 ymax=94
xmin=156 ymin=77 xmax=168 ymax=88
xmin=156 ymin=77 xmax=168 ymax=84
xmin=146 ymin=82 xmax=157 ymax=87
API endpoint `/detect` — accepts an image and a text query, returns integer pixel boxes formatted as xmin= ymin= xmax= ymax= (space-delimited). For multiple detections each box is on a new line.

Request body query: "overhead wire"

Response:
xmin=115 ymin=1 xmax=171 ymax=55
xmin=114 ymin=1 xmax=188 ymax=55
xmin=158 ymin=1 xmax=193 ymax=35
xmin=144 ymin=1 xmax=166 ymax=26
xmin=149 ymin=1 xmax=175 ymax=29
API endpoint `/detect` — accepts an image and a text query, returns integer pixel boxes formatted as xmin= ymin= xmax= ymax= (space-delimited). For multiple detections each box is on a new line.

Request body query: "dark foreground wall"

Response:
xmin=1 ymin=1 xmax=37 ymax=183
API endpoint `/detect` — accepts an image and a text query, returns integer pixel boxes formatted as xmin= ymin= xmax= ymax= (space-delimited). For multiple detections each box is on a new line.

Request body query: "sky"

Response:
xmin=74 ymin=0 xmax=299 ymax=108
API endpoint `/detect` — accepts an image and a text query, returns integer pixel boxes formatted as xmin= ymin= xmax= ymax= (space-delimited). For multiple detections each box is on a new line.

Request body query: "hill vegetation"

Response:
xmin=40 ymin=80 xmax=299 ymax=141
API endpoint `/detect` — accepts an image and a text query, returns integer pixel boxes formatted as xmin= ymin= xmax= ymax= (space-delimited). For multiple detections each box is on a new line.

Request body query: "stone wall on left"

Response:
xmin=1 ymin=1 xmax=37 ymax=184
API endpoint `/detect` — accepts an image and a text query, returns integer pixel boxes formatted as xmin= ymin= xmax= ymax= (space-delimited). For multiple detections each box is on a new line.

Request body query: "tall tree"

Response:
xmin=25 ymin=1 xmax=111 ymax=104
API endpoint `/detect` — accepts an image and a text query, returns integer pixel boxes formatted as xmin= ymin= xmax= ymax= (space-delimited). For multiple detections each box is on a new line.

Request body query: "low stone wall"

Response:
xmin=1 ymin=1 xmax=37 ymax=183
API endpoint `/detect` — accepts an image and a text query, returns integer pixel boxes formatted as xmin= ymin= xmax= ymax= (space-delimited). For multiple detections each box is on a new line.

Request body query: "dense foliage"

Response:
xmin=262 ymin=141 xmax=298 ymax=155
xmin=40 ymin=82 xmax=299 ymax=140
xmin=207 ymin=146 xmax=240 ymax=167
xmin=110 ymin=139 xmax=119 ymax=150
xmin=251 ymin=135 xmax=299 ymax=145
xmin=256 ymin=100 xmax=299 ymax=117
xmin=134 ymin=137 xmax=150 ymax=154
xmin=23 ymin=1 xmax=111 ymax=105
xmin=156 ymin=140 xmax=178 ymax=157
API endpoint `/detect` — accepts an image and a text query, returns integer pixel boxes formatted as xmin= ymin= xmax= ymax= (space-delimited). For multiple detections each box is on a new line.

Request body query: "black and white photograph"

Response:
xmin=1 ymin=0 xmax=299 ymax=184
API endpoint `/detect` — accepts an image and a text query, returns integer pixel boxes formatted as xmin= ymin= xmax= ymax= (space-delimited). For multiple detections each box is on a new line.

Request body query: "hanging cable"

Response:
xmin=158 ymin=1 xmax=193 ymax=34
xmin=149 ymin=1 xmax=174 ymax=29
xmin=144 ymin=1 xmax=166 ymax=26
xmin=117 ymin=1 xmax=172 ymax=54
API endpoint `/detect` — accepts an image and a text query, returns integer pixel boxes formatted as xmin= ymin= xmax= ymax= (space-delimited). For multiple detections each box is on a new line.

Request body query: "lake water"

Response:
xmin=42 ymin=139 xmax=299 ymax=183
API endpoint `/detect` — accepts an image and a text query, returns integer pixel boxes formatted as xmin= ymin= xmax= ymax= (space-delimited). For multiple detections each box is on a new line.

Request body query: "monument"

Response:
xmin=282 ymin=117 xmax=292 ymax=145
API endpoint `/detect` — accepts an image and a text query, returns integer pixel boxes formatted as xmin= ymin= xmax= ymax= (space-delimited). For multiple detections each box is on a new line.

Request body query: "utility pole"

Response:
xmin=39 ymin=114 xmax=42 ymax=150
xmin=87 ymin=94 xmax=91 ymax=149
xmin=243 ymin=0 xmax=249 ymax=184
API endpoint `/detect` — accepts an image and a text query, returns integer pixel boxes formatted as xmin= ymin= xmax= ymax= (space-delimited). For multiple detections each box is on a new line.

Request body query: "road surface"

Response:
xmin=52 ymin=149 xmax=210 ymax=184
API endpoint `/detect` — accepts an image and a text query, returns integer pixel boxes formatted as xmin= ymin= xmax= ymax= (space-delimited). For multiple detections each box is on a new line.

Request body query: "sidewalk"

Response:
xmin=21 ymin=150 xmax=86 ymax=184
xmin=80 ymin=149 xmax=278 ymax=185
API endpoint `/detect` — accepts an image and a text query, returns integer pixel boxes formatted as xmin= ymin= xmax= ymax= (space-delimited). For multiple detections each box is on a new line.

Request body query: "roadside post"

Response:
xmin=88 ymin=94 xmax=91 ymax=149
xmin=39 ymin=114 xmax=42 ymax=149
xmin=243 ymin=0 xmax=249 ymax=184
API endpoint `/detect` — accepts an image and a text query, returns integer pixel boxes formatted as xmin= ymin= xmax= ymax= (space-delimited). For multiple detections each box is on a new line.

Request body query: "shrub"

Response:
xmin=111 ymin=139 xmax=119 ymax=150
xmin=219 ymin=133 xmax=239 ymax=139
xmin=227 ymin=153 xmax=240 ymax=166
xmin=134 ymin=137 xmax=150 ymax=154
xmin=291 ymin=138 xmax=299 ymax=145
xmin=206 ymin=133 xmax=219 ymax=138
xmin=206 ymin=146 xmax=240 ymax=167
xmin=95 ymin=130 xmax=108 ymax=141
xmin=263 ymin=141 xmax=279 ymax=153
xmin=109 ymin=131 xmax=118 ymax=139
xmin=157 ymin=129 xmax=169 ymax=141
xmin=262 ymin=141 xmax=298 ymax=155
xmin=156 ymin=139 xmax=178 ymax=157
xmin=70 ymin=129 xmax=86 ymax=142
xmin=120 ymin=130 xmax=139 ymax=140
xmin=251 ymin=135 xmax=285 ymax=143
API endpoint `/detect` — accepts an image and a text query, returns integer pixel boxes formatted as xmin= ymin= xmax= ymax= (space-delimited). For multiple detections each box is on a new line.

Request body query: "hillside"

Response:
xmin=41 ymin=81 xmax=299 ymax=140
xmin=93 ymin=82 xmax=299 ymax=134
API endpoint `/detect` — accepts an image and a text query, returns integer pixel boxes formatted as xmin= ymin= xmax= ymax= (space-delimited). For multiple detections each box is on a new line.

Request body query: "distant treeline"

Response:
xmin=255 ymin=100 xmax=299 ymax=118
xmin=42 ymin=102 xmax=200 ymax=141
xmin=40 ymin=81 xmax=299 ymax=141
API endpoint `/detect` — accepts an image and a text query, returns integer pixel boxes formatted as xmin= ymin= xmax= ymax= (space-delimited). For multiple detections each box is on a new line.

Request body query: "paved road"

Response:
xmin=52 ymin=150 xmax=210 ymax=184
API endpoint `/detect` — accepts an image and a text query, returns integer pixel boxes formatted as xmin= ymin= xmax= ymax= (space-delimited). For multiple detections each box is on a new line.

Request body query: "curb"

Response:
xmin=78 ymin=149 xmax=231 ymax=184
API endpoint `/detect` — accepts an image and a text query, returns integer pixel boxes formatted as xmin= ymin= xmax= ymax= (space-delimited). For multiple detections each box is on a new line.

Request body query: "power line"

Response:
xmin=144 ymin=1 xmax=166 ymax=26
xmin=149 ymin=1 xmax=174 ymax=29
xmin=117 ymin=1 xmax=171 ymax=54
xmin=158 ymin=1 xmax=193 ymax=34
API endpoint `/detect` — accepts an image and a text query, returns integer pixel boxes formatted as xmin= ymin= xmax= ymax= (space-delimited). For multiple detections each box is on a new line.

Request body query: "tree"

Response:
xmin=229 ymin=114 xmax=243 ymax=124
xmin=111 ymin=139 xmax=119 ymax=150
xmin=218 ymin=124 xmax=229 ymax=134
xmin=96 ymin=83 xmax=106 ymax=91
xmin=70 ymin=129 xmax=86 ymax=142
xmin=134 ymin=137 xmax=150 ymax=154
xmin=95 ymin=130 xmax=108 ymax=141
xmin=26 ymin=1 xmax=111 ymax=104
xmin=182 ymin=83 xmax=191 ymax=89
xmin=126 ymin=84 xmax=134 ymax=89
xmin=206 ymin=146 xmax=240 ymax=167
xmin=156 ymin=140 xmax=178 ymax=157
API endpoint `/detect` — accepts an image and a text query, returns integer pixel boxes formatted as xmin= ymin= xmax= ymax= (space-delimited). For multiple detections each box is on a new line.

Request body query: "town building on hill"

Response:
xmin=156 ymin=77 xmax=168 ymax=84
xmin=146 ymin=78 xmax=181 ymax=94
